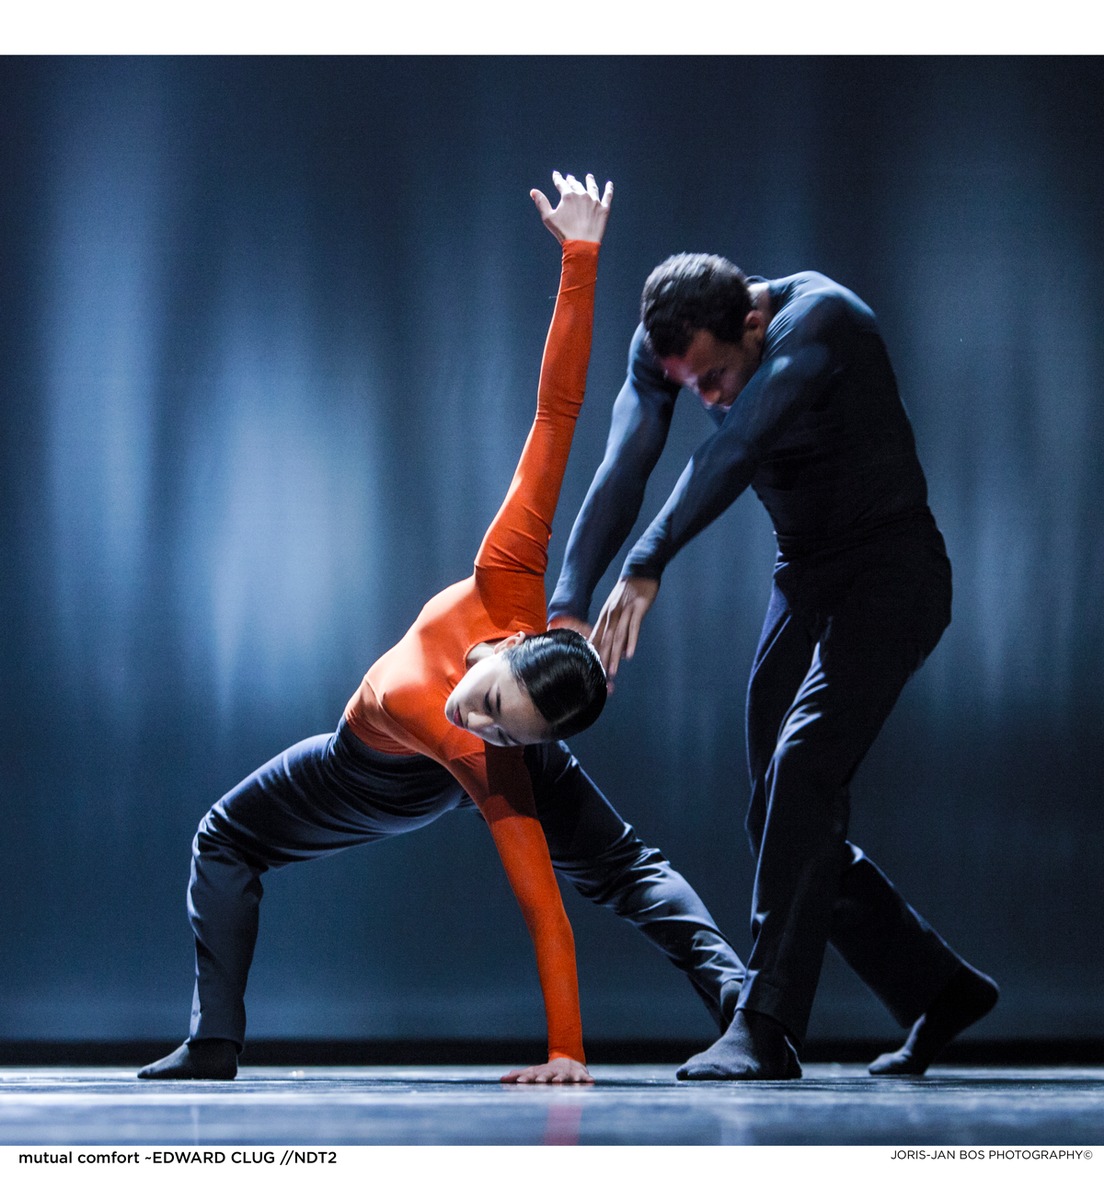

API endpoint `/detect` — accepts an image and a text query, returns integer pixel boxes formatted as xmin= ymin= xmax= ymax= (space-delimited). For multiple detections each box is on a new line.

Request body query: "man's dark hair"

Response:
xmin=505 ymin=629 xmax=606 ymax=740
xmin=641 ymin=253 xmax=752 ymax=359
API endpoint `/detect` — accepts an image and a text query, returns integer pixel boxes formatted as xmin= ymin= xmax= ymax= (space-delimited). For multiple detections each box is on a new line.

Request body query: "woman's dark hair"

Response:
xmin=641 ymin=252 xmax=752 ymax=358
xmin=504 ymin=629 xmax=607 ymax=740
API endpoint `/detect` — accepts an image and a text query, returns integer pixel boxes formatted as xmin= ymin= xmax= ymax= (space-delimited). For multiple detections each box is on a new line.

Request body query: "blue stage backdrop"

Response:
xmin=1 ymin=56 xmax=1101 ymax=1047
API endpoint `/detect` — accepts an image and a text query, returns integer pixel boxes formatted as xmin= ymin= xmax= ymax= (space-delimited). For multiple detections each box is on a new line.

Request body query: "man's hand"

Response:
xmin=531 ymin=171 xmax=613 ymax=245
xmin=591 ymin=577 xmax=660 ymax=681
xmin=548 ymin=613 xmax=593 ymax=638
xmin=500 ymin=1057 xmax=594 ymax=1085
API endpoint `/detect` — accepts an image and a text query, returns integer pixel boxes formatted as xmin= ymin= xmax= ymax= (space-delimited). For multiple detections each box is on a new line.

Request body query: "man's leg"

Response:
xmin=832 ymin=845 xmax=998 ymax=1075
xmin=678 ymin=590 xmax=827 ymax=1080
xmin=747 ymin=595 xmax=926 ymax=1036
xmin=682 ymin=563 xmax=993 ymax=1079
xmin=766 ymin=560 xmax=997 ymax=1073
xmin=140 ymin=723 xmax=463 ymax=1080
xmin=524 ymin=740 xmax=745 ymax=1034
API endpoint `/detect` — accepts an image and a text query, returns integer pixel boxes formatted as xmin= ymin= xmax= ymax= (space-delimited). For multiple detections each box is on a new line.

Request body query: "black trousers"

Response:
xmin=737 ymin=513 xmax=965 ymax=1044
xmin=187 ymin=722 xmax=745 ymax=1048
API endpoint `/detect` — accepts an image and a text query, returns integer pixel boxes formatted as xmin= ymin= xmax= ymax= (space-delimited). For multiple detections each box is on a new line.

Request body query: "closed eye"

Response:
xmin=483 ymin=689 xmax=516 ymax=747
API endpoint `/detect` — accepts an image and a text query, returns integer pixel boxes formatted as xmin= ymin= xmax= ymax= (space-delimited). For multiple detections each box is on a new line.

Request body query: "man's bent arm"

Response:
xmin=623 ymin=334 xmax=836 ymax=581
xmin=548 ymin=324 xmax=678 ymax=624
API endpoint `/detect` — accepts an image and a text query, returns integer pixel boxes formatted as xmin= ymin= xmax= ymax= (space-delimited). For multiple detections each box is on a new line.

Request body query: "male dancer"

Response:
xmin=549 ymin=251 xmax=998 ymax=1080
xmin=139 ymin=179 xmax=745 ymax=1085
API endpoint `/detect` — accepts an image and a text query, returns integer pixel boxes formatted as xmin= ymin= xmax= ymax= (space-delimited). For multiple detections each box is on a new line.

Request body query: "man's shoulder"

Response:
xmin=773 ymin=270 xmax=866 ymax=306
xmin=769 ymin=272 xmax=876 ymax=339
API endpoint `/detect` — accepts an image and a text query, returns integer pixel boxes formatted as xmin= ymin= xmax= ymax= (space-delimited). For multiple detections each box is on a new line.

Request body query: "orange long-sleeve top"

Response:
xmin=342 ymin=239 xmax=599 ymax=1063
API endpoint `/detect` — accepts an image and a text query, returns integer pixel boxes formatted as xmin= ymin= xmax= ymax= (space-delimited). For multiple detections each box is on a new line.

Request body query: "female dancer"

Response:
xmin=141 ymin=173 xmax=621 ymax=1085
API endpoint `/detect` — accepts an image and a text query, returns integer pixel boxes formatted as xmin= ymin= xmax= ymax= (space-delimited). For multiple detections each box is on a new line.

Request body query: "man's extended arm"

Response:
xmin=627 ymin=336 xmax=835 ymax=579
xmin=593 ymin=296 xmax=842 ymax=676
xmin=547 ymin=324 xmax=679 ymax=630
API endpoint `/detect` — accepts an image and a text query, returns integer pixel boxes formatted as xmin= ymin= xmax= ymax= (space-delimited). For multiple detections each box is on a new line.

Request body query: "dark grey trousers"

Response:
xmin=738 ymin=513 xmax=966 ymax=1043
xmin=187 ymin=722 xmax=745 ymax=1048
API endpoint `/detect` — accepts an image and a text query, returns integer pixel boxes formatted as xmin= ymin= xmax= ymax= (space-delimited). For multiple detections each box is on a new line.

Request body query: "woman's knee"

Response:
xmin=191 ymin=805 xmax=262 ymax=870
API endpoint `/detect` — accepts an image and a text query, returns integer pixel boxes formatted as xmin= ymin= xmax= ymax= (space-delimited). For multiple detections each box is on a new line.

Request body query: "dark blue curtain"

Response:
xmin=2 ymin=56 xmax=1101 ymax=1044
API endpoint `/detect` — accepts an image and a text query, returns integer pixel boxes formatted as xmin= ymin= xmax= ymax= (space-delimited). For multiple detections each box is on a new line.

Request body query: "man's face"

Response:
xmin=659 ymin=322 xmax=764 ymax=413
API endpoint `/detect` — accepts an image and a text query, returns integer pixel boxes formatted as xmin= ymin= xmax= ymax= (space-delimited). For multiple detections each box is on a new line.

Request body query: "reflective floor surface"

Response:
xmin=1 ymin=1064 xmax=1101 ymax=1146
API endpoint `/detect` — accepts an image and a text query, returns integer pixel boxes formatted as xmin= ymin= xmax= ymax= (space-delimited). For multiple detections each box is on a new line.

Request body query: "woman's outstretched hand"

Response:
xmin=501 ymin=1056 xmax=595 ymax=1085
xmin=531 ymin=171 xmax=613 ymax=244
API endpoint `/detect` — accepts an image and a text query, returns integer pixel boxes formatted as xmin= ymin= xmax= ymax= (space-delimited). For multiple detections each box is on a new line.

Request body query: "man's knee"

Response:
xmin=752 ymin=741 xmax=852 ymax=847
xmin=765 ymin=729 xmax=862 ymax=809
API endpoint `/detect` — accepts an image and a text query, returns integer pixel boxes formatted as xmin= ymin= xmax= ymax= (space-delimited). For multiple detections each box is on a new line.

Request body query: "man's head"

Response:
xmin=445 ymin=629 xmax=606 ymax=748
xmin=641 ymin=253 xmax=767 ymax=412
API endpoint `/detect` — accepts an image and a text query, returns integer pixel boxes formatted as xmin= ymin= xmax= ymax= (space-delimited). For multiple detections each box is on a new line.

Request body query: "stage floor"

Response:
xmin=2 ymin=1063 xmax=1101 ymax=1145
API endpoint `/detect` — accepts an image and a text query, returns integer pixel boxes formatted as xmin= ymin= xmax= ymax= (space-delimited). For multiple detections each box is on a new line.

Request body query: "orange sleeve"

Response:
xmin=449 ymin=747 xmax=584 ymax=1064
xmin=474 ymin=240 xmax=599 ymax=581
xmin=359 ymin=241 xmax=601 ymax=1064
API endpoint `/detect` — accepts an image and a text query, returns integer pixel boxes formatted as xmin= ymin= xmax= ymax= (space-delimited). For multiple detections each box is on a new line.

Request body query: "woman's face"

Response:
xmin=444 ymin=642 xmax=551 ymax=748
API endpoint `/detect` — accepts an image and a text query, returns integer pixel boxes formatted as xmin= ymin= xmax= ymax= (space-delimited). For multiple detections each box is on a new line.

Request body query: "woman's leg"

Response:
xmin=525 ymin=740 xmax=745 ymax=1032
xmin=141 ymin=724 xmax=462 ymax=1078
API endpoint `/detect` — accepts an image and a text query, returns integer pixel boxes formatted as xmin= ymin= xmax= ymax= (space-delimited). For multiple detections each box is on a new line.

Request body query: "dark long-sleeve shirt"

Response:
xmin=549 ymin=271 xmax=930 ymax=621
